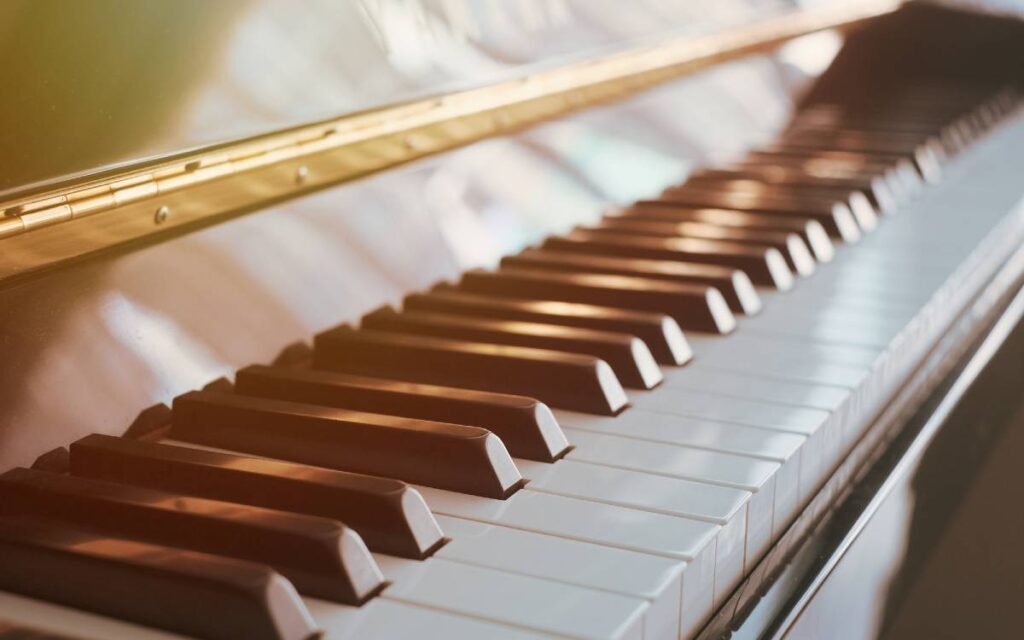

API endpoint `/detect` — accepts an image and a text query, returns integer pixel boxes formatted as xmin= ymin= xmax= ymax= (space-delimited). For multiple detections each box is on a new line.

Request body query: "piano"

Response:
xmin=1 ymin=1 xmax=1023 ymax=638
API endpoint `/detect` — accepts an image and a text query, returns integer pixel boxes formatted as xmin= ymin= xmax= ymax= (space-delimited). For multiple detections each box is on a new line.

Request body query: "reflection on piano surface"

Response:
xmin=1 ymin=2 xmax=1024 ymax=639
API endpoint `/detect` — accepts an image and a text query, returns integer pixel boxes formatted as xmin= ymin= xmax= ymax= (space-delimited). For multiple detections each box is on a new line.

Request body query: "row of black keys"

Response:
xmin=0 ymin=85 xmax=1017 ymax=640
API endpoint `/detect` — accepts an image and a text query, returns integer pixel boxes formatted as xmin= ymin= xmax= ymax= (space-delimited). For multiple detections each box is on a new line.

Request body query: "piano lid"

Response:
xmin=0 ymin=0 xmax=782 ymax=197
xmin=0 ymin=0 xmax=878 ymax=200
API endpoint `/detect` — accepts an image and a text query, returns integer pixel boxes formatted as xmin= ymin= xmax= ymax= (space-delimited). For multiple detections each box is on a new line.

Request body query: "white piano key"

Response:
xmin=805 ymin=246 xmax=952 ymax=275
xmin=417 ymin=486 xmax=719 ymax=637
xmin=784 ymin=284 xmax=934 ymax=311
xmin=434 ymin=515 xmax=685 ymax=640
xmin=752 ymin=300 xmax=914 ymax=332
xmin=555 ymin=409 xmax=803 ymax=537
xmin=375 ymin=556 xmax=648 ymax=640
xmin=563 ymin=427 xmax=778 ymax=563
xmin=307 ymin=597 xmax=557 ymax=639
xmin=745 ymin=315 xmax=901 ymax=350
xmin=741 ymin=276 xmax=925 ymax=347
xmin=799 ymin=263 xmax=948 ymax=297
xmin=694 ymin=358 xmax=869 ymax=388
xmin=824 ymin=248 xmax=958 ymax=273
xmin=840 ymin=248 xmax=968 ymax=273
xmin=631 ymin=388 xmax=829 ymax=436
xmin=773 ymin=291 xmax=922 ymax=322
xmin=793 ymin=280 xmax=944 ymax=310
xmin=516 ymin=458 xmax=749 ymax=605
xmin=767 ymin=294 xmax=920 ymax=323
xmin=662 ymin=368 xmax=850 ymax=412
xmin=686 ymin=332 xmax=881 ymax=368
xmin=517 ymin=458 xmax=749 ymax=527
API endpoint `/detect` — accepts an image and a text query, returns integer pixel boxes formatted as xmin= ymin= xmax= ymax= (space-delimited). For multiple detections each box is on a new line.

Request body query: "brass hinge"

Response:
xmin=0 ymin=130 xmax=334 ymax=240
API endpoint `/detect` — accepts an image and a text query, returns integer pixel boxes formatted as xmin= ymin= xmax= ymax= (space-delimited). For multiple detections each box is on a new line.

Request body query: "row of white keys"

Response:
xmin=555 ymin=408 xmax=804 ymax=538
xmin=663 ymin=279 xmax=932 ymax=482
xmin=560 ymin=427 xmax=779 ymax=564
xmin=614 ymin=214 xmax=965 ymax=532
xmin=692 ymin=350 xmax=871 ymax=388
xmin=432 ymin=515 xmax=685 ymax=640
xmin=657 ymin=124 xmax=1024 ymax=521
xmin=772 ymin=292 xmax=922 ymax=326
xmin=685 ymin=332 xmax=880 ymax=369
xmin=538 ymin=163 xmax=1020 ymax=638
xmin=513 ymin=457 xmax=749 ymax=606
xmin=747 ymin=294 xmax=918 ymax=336
xmin=418 ymin=484 xmax=719 ymax=638
xmin=372 ymin=555 xmax=647 ymax=640
xmin=683 ymin=331 xmax=882 ymax=456
xmin=661 ymin=367 xmax=849 ymax=412
xmin=630 ymin=387 xmax=834 ymax=501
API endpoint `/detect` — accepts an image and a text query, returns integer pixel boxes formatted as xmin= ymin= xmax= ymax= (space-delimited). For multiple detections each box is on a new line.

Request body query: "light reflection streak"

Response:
xmin=525 ymin=120 xmax=688 ymax=204
xmin=778 ymin=29 xmax=844 ymax=75
xmin=101 ymin=292 xmax=229 ymax=397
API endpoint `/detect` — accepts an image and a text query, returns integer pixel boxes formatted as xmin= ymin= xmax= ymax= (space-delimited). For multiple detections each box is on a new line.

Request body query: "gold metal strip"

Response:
xmin=0 ymin=0 xmax=901 ymax=282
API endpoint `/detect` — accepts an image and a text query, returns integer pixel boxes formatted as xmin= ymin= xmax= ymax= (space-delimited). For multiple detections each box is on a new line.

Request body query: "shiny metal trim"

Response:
xmin=0 ymin=0 xmax=901 ymax=282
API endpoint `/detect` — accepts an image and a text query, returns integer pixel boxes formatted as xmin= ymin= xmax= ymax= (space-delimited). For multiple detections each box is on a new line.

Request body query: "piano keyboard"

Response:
xmin=1 ymin=83 xmax=1022 ymax=640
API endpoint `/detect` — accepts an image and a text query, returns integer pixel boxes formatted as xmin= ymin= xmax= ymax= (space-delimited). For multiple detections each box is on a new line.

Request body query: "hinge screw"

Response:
xmin=154 ymin=206 xmax=170 ymax=225
xmin=295 ymin=165 xmax=309 ymax=185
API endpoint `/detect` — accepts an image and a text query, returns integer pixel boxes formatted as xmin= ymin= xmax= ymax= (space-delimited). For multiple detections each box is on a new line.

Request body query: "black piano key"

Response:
xmin=458 ymin=267 xmax=735 ymax=334
xmin=779 ymin=129 xmax=941 ymax=156
xmin=795 ymin=104 xmax=970 ymax=132
xmin=771 ymin=134 xmax=944 ymax=183
xmin=740 ymin=151 xmax=919 ymax=205
xmin=313 ymin=327 xmax=628 ymax=416
xmin=0 ymin=467 xmax=385 ymax=606
xmin=69 ymin=433 xmax=445 ymax=559
xmin=543 ymin=229 xmax=794 ymax=290
xmin=695 ymin=165 xmax=898 ymax=213
xmin=361 ymin=307 xmax=662 ymax=390
xmin=672 ymin=177 xmax=880 ymax=231
xmin=786 ymin=123 xmax=948 ymax=145
xmin=747 ymin=148 xmax=926 ymax=191
xmin=791 ymin=119 xmax=968 ymax=154
xmin=403 ymin=289 xmax=692 ymax=366
xmin=592 ymin=218 xmax=816 ymax=277
xmin=656 ymin=187 xmax=862 ymax=242
xmin=622 ymin=202 xmax=835 ymax=263
xmin=0 ymin=516 xmax=317 ymax=640
xmin=0 ymin=621 xmax=74 ymax=639
xmin=172 ymin=389 xmax=524 ymax=498
xmin=234 ymin=365 xmax=570 ymax=462
xmin=501 ymin=248 xmax=761 ymax=315
xmin=737 ymin=152 xmax=906 ymax=195
xmin=744 ymin=147 xmax=899 ymax=174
